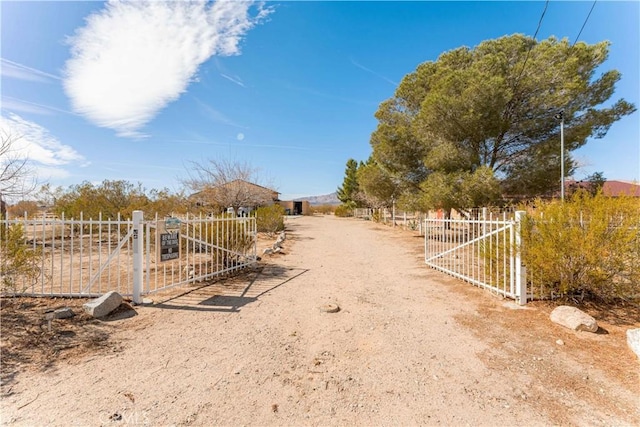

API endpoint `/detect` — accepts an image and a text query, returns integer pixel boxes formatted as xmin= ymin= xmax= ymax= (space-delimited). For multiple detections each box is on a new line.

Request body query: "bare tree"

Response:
xmin=182 ymin=158 xmax=277 ymax=213
xmin=1 ymin=132 xmax=37 ymax=217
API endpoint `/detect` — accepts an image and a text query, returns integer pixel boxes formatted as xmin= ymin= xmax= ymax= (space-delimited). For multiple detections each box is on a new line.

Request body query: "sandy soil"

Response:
xmin=1 ymin=215 xmax=639 ymax=426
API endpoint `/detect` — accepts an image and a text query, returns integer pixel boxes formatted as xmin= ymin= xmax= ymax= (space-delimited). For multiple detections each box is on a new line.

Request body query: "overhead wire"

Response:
xmin=571 ymin=0 xmax=597 ymax=48
xmin=514 ymin=0 xmax=550 ymax=86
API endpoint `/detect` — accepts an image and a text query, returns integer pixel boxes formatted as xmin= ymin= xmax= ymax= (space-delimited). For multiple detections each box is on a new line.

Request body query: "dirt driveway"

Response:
xmin=1 ymin=215 xmax=639 ymax=426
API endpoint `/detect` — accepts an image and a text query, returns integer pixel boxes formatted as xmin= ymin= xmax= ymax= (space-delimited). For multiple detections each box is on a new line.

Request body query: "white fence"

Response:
xmin=424 ymin=211 xmax=528 ymax=304
xmin=0 ymin=211 xmax=257 ymax=303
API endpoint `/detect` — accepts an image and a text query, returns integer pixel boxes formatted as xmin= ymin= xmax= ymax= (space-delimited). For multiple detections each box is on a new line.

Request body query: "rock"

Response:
xmin=556 ymin=339 xmax=565 ymax=346
xmin=320 ymin=303 xmax=340 ymax=313
xmin=53 ymin=307 xmax=75 ymax=319
xmin=262 ymin=248 xmax=273 ymax=255
xmin=273 ymin=247 xmax=282 ymax=254
xmin=83 ymin=291 xmax=123 ymax=318
xmin=627 ymin=329 xmax=640 ymax=359
xmin=273 ymin=240 xmax=283 ymax=249
xmin=550 ymin=305 xmax=598 ymax=333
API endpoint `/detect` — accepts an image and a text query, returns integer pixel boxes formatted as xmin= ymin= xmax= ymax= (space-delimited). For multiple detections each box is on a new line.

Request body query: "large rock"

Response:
xmin=627 ymin=329 xmax=640 ymax=359
xmin=550 ymin=305 xmax=598 ymax=332
xmin=83 ymin=291 xmax=123 ymax=318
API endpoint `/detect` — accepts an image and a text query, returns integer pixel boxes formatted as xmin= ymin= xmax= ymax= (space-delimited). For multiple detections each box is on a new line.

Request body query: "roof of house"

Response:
xmin=602 ymin=180 xmax=640 ymax=197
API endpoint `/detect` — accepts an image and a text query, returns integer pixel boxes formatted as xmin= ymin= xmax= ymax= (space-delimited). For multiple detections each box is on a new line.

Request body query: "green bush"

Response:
xmin=334 ymin=204 xmax=353 ymax=217
xmin=0 ymin=223 xmax=43 ymax=293
xmin=522 ymin=191 xmax=640 ymax=302
xmin=256 ymin=204 xmax=285 ymax=235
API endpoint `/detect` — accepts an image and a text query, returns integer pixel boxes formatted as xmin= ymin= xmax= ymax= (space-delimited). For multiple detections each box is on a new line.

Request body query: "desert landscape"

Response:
xmin=1 ymin=214 xmax=639 ymax=426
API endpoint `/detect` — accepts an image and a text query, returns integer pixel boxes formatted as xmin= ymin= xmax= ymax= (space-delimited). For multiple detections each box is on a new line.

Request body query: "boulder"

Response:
xmin=627 ymin=329 xmax=640 ymax=359
xmin=53 ymin=307 xmax=75 ymax=319
xmin=262 ymin=248 xmax=273 ymax=255
xmin=550 ymin=305 xmax=598 ymax=332
xmin=83 ymin=291 xmax=123 ymax=318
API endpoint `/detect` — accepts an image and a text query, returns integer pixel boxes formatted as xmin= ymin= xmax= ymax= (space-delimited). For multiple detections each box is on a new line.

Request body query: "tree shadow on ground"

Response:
xmin=150 ymin=265 xmax=308 ymax=313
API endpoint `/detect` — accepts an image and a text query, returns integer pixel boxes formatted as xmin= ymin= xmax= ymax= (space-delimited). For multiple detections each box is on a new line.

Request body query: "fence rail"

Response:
xmin=423 ymin=211 xmax=528 ymax=304
xmin=0 ymin=211 xmax=257 ymax=301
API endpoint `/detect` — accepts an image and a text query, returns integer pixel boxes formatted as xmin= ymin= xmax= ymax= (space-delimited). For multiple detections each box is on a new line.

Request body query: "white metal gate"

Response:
xmin=1 ymin=211 xmax=257 ymax=301
xmin=424 ymin=211 xmax=527 ymax=304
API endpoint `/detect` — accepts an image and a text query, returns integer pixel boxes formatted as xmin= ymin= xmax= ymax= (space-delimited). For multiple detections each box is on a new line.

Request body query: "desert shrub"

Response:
xmin=256 ymin=204 xmax=285 ymax=235
xmin=371 ymin=210 xmax=381 ymax=223
xmin=334 ymin=204 xmax=353 ymax=217
xmin=522 ymin=191 xmax=640 ymax=302
xmin=0 ymin=222 xmax=43 ymax=293
xmin=311 ymin=204 xmax=336 ymax=215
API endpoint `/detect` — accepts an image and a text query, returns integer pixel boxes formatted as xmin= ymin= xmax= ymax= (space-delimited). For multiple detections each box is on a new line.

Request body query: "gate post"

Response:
xmin=132 ymin=210 xmax=143 ymax=304
xmin=514 ymin=210 xmax=526 ymax=305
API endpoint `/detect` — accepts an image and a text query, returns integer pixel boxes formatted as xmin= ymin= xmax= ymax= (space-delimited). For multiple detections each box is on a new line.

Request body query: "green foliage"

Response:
xmin=369 ymin=34 xmax=636 ymax=209
xmin=522 ymin=191 xmax=640 ymax=302
xmin=356 ymin=159 xmax=399 ymax=208
xmin=256 ymin=204 xmax=285 ymax=235
xmin=0 ymin=223 xmax=42 ymax=293
xmin=337 ymin=159 xmax=361 ymax=205
xmin=51 ymin=180 xmax=187 ymax=219
xmin=334 ymin=204 xmax=353 ymax=217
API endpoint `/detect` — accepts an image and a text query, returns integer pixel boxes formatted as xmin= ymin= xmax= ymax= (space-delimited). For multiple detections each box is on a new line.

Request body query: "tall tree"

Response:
xmin=369 ymin=35 xmax=635 ymax=210
xmin=336 ymin=159 xmax=361 ymax=205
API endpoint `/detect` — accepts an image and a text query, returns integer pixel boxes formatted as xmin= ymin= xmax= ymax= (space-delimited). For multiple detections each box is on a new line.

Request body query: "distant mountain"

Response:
xmin=295 ymin=192 xmax=340 ymax=205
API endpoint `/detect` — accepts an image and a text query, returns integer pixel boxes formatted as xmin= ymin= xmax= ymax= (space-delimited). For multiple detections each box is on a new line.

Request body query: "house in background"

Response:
xmin=601 ymin=180 xmax=640 ymax=197
xmin=567 ymin=179 xmax=640 ymax=197
xmin=190 ymin=179 xmax=314 ymax=215
xmin=190 ymin=179 xmax=280 ymax=215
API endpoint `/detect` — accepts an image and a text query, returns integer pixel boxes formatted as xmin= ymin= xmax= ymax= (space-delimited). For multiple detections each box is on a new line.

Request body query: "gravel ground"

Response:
xmin=1 ymin=214 xmax=639 ymax=426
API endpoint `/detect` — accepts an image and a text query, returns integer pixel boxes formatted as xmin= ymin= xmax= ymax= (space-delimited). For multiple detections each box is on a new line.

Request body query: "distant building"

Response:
xmin=278 ymin=200 xmax=311 ymax=216
xmin=190 ymin=179 xmax=280 ymax=214
xmin=567 ymin=179 xmax=640 ymax=197
xmin=601 ymin=180 xmax=640 ymax=197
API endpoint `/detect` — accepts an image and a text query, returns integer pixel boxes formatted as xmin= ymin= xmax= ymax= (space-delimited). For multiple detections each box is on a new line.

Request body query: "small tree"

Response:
xmin=337 ymin=159 xmax=361 ymax=206
xmin=1 ymin=132 xmax=37 ymax=210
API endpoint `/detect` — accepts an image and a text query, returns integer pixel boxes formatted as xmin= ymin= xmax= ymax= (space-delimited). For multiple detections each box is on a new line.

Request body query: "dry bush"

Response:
xmin=522 ymin=191 xmax=640 ymax=302
xmin=256 ymin=204 xmax=285 ymax=236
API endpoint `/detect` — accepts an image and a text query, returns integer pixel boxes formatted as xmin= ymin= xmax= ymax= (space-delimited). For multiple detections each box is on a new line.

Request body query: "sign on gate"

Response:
xmin=159 ymin=232 xmax=179 ymax=262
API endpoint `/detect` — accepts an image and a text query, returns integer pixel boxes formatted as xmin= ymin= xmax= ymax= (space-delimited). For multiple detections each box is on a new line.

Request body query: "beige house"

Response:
xmin=190 ymin=179 xmax=280 ymax=214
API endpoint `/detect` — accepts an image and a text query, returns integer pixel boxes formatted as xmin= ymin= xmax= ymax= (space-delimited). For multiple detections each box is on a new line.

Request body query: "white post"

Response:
xmin=560 ymin=115 xmax=565 ymax=202
xmin=514 ymin=210 xmax=526 ymax=305
xmin=132 ymin=210 xmax=143 ymax=304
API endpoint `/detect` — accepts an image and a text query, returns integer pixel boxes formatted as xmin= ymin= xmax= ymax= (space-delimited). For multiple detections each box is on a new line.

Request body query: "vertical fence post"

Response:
xmin=514 ymin=210 xmax=526 ymax=305
xmin=132 ymin=210 xmax=143 ymax=304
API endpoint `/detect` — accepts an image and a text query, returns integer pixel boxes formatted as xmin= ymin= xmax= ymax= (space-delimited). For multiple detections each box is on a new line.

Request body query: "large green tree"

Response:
xmin=369 ymin=34 xmax=635 ymax=210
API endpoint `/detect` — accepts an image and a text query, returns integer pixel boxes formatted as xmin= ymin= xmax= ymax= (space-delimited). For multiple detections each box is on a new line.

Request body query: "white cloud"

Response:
xmin=64 ymin=0 xmax=270 ymax=137
xmin=0 ymin=113 xmax=87 ymax=170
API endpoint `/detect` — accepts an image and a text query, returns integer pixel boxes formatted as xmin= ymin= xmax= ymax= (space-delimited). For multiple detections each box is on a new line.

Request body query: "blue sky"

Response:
xmin=1 ymin=1 xmax=638 ymax=201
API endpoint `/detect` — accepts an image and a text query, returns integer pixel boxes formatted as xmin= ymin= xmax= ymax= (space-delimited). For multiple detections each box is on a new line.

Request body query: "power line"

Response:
xmin=572 ymin=0 xmax=597 ymax=48
xmin=514 ymin=0 xmax=550 ymax=89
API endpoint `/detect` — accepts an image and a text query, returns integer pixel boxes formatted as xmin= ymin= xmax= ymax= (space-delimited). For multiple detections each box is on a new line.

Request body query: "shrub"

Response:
xmin=256 ymin=204 xmax=285 ymax=235
xmin=334 ymin=204 xmax=353 ymax=217
xmin=0 ymin=222 xmax=43 ymax=293
xmin=521 ymin=191 xmax=640 ymax=302
xmin=311 ymin=204 xmax=336 ymax=215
